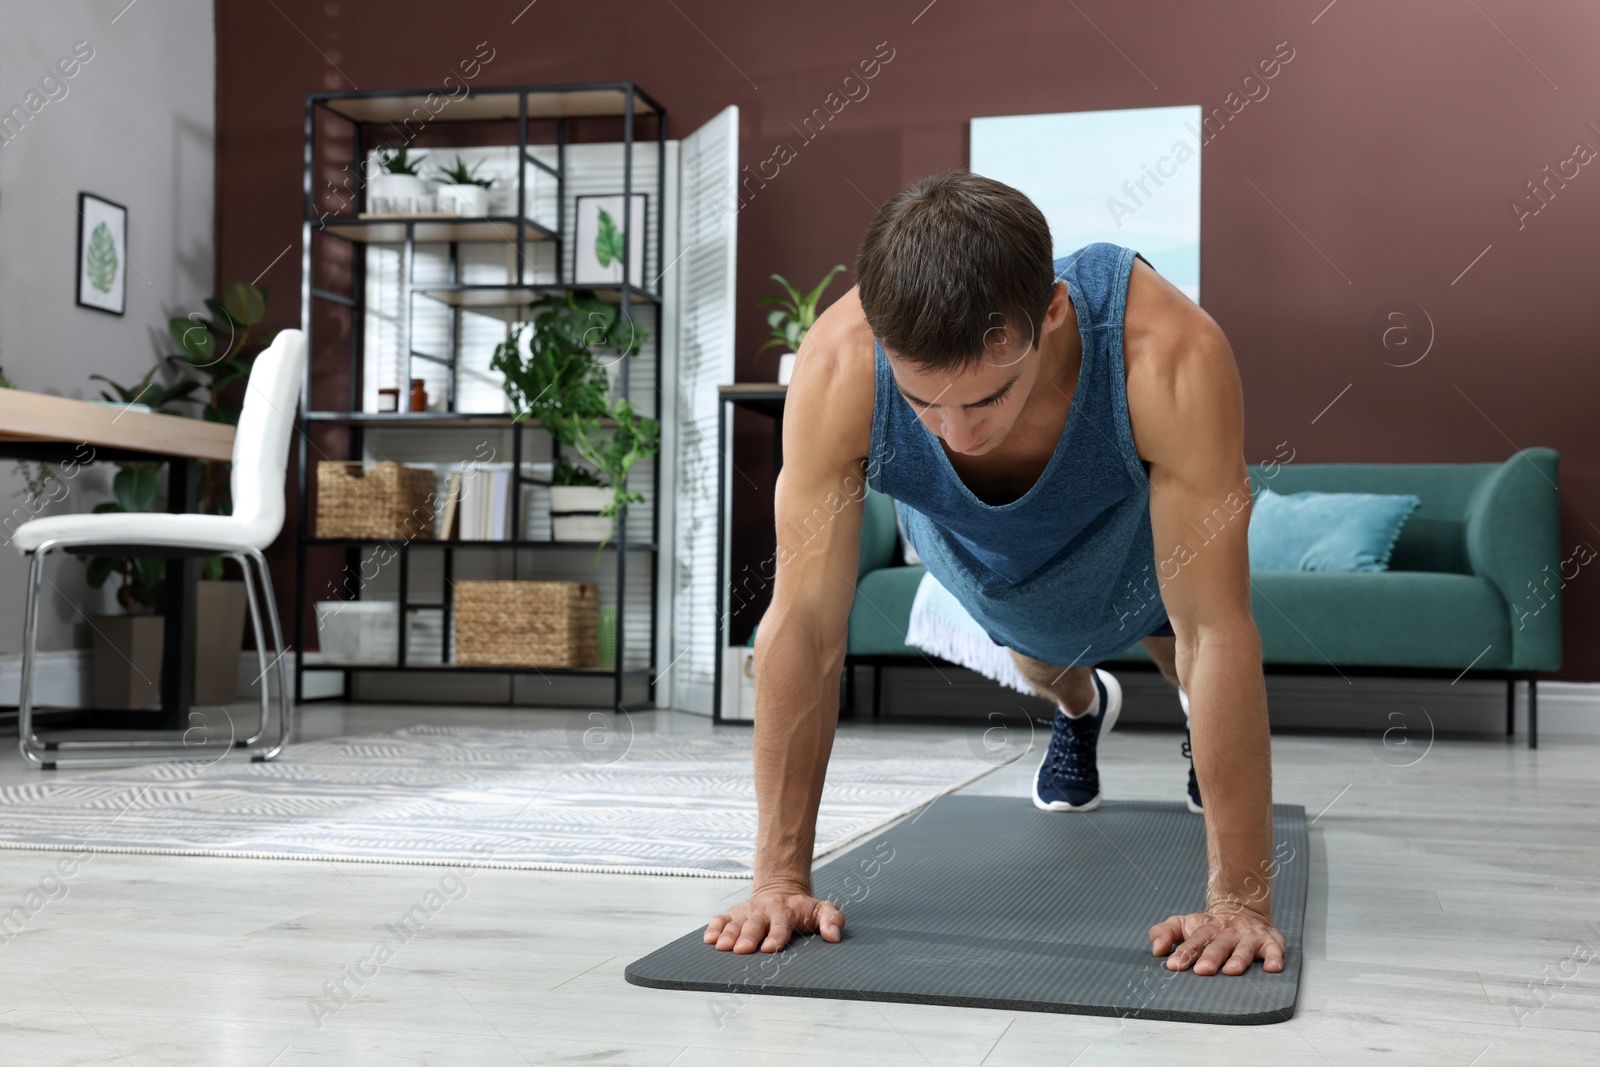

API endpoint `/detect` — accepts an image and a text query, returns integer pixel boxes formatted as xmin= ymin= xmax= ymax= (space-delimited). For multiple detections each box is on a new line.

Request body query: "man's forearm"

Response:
xmin=749 ymin=615 xmax=843 ymax=892
xmin=1182 ymin=624 xmax=1274 ymax=916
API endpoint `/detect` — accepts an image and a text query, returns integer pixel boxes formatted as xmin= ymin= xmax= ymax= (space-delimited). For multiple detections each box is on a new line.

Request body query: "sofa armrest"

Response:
xmin=1464 ymin=447 xmax=1562 ymax=672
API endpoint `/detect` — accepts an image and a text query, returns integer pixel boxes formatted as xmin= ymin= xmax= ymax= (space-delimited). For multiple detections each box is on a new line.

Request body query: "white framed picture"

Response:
xmin=574 ymin=193 xmax=646 ymax=289
xmin=971 ymin=106 xmax=1202 ymax=304
xmin=76 ymin=192 xmax=128 ymax=315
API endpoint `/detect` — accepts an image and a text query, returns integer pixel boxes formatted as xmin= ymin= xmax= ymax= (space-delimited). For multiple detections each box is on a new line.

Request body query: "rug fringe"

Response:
xmin=905 ymin=573 xmax=1038 ymax=696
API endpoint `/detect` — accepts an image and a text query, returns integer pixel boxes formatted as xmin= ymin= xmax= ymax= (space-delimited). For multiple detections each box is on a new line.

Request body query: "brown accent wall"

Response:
xmin=218 ymin=1 xmax=1600 ymax=681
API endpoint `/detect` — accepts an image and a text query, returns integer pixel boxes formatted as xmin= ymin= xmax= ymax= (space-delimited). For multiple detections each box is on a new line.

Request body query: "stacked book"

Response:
xmin=436 ymin=461 xmax=556 ymax=541
xmin=439 ymin=465 xmax=512 ymax=541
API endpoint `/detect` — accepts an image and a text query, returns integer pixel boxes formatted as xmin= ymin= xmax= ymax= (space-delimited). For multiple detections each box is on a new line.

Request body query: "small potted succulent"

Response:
xmin=757 ymin=264 xmax=846 ymax=384
xmin=368 ymin=142 xmax=431 ymax=214
xmin=491 ymin=291 xmax=659 ymax=549
xmin=433 ymin=154 xmax=494 ymax=218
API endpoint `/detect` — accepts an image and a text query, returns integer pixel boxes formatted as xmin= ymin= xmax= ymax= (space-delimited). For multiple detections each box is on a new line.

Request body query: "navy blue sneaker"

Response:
xmin=1178 ymin=689 xmax=1202 ymax=813
xmin=1182 ymin=727 xmax=1204 ymax=814
xmin=1032 ymin=669 xmax=1122 ymax=812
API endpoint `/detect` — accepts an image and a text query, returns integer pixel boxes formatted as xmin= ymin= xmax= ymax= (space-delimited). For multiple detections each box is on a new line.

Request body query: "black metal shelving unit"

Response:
xmin=295 ymin=82 xmax=667 ymax=713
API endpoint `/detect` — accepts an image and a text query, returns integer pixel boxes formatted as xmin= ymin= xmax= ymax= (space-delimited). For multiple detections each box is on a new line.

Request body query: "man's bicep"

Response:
xmin=1144 ymin=325 xmax=1254 ymax=631
xmin=1149 ymin=468 xmax=1254 ymax=633
xmin=766 ymin=457 xmax=867 ymax=649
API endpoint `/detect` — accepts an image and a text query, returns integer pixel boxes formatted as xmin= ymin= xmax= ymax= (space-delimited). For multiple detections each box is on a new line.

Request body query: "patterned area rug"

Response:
xmin=0 ymin=725 xmax=1010 ymax=878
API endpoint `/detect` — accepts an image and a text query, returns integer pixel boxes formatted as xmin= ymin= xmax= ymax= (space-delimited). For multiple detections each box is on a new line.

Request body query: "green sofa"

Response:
xmin=826 ymin=449 xmax=1561 ymax=746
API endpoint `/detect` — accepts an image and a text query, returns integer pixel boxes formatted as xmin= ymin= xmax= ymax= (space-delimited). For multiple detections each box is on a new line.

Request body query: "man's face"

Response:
xmin=885 ymin=283 xmax=1070 ymax=456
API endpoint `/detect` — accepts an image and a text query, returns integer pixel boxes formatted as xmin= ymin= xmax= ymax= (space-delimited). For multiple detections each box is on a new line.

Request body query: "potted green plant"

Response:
xmin=433 ymin=154 xmax=494 ymax=218
xmin=79 ymin=368 xmax=199 ymax=710
xmin=490 ymin=291 xmax=660 ymax=549
xmin=548 ymin=457 xmax=613 ymax=541
xmin=83 ymin=462 xmax=170 ymax=710
xmin=757 ymin=264 xmax=846 ymax=384
xmin=166 ymin=281 xmax=277 ymax=703
xmin=368 ymin=141 xmax=431 ymax=214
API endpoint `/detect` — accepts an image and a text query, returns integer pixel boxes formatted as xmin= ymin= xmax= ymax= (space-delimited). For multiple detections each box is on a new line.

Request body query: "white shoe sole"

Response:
xmin=1179 ymin=687 xmax=1201 ymax=812
xmin=1031 ymin=669 xmax=1122 ymax=813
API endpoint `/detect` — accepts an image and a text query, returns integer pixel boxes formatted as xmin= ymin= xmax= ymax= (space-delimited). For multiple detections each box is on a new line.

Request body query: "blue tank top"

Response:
xmin=866 ymin=242 xmax=1166 ymax=665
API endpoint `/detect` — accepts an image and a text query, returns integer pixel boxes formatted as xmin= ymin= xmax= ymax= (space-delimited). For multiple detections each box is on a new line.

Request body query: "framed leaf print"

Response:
xmin=574 ymin=193 xmax=646 ymax=289
xmin=76 ymin=192 xmax=127 ymax=315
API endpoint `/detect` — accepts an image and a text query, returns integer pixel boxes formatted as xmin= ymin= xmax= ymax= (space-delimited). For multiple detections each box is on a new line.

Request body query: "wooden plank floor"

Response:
xmin=0 ymin=702 xmax=1595 ymax=1065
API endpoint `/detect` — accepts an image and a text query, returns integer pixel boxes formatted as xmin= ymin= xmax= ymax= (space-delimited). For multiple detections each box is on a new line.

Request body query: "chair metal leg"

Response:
xmin=232 ymin=552 xmax=273 ymax=747
xmin=243 ymin=545 xmax=294 ymax=761
xmin=16 ymin=541 xmax=294 ymax=768
xmin=1528 ymin=675 xmax=1538 ymax=750
xmin=17 ymin=548 xmax=49 ymax=767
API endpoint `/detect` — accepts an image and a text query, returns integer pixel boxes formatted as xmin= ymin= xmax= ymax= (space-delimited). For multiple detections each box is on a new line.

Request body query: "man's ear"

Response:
xmin=1042 ymin=281 xmax=1072 ymax=333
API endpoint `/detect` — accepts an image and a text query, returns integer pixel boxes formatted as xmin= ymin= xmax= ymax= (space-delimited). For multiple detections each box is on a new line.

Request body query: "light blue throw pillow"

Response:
xmin=1248 ymin=488 xmax=1421 ymax=572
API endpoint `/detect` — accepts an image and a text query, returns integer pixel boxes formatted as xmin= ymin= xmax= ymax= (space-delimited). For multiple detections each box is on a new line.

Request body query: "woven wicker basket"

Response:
xmin=316 ymin=461 xmax=437 ymax=540
xmin=453 ymin=581 xmax=599 ymax=667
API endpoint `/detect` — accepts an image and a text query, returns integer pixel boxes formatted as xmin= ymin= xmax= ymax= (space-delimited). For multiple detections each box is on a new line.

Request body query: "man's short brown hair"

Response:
xmin=856 ymin=170 xmax=1057 ymax=373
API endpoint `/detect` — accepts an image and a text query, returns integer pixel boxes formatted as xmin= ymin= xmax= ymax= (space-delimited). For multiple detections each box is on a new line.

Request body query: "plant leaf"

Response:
xmin=594 ymin=207 xmax=626 ymax=270
xmin=86 ymin=221 xmax=118 ymax=293
xmin=84 ymin=555 xmax=115 ymax=588
xmin=223 ymin=282 xmax=266 ymax=327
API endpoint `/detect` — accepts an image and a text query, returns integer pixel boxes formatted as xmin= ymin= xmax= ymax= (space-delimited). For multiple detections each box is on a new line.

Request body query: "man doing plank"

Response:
xmin=704 ymin=170 xmax=1283 ymax=977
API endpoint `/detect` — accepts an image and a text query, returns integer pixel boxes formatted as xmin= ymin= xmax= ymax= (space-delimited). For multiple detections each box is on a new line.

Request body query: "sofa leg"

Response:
xmin=1528 ymin=675 xmax=1538 ymax=750
xmin=843 ymin=662 xmax=855 ymax=720
xmin=1506 ymin=672 xmax=1516 ymax=738
xmin=872 ymin=665 xmax=883 ymax=721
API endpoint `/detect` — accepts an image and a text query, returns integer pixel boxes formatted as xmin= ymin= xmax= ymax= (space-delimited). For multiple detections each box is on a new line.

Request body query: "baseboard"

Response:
xmin=849 ymin=663 xmax=1600 ymax=739
xmin=0 ymin=650 xmax=343 ymax=707
xmin=8 ymin=651 xmax=1593 ymax=738
xmin=0 ymin=649 xmax=91 ymax=708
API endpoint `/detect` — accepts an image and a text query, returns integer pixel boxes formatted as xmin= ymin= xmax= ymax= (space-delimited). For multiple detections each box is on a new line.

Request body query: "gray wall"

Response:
xmin=0 ymin=0 xmax=215 ymax=652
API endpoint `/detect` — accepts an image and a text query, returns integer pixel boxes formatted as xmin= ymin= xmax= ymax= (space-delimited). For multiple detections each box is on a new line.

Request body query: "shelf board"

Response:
xmin=301 ymin=658 xmax=651 ymax=677
xmin=302 ymin=411 xmax=623 ymax=428
xmin=415 ymin=282 xmax=660 ymax=321
xmin=315 ymin=214 xmax=558 ymax=245
xmin=305 ymin=411 xmax=517 ymax=427
xmin=306 ymin=538 xmax=656 ymax=551
xmin=314 ymin=86 xmax=660 ymax=124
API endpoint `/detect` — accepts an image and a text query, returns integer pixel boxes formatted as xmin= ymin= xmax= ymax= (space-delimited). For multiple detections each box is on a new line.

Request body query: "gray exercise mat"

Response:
xmin=626 ymin=796 xmax=1308 ymax=1024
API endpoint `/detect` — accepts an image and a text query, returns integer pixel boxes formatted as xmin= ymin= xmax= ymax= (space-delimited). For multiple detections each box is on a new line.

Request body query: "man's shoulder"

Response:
xmin=1121 ymin=258 xmax=1241 ymax=465
xmin=1123 ymin=256 xmax=1227 ymax=387
xmin=785 ymin=285 xmax=876 ymax=466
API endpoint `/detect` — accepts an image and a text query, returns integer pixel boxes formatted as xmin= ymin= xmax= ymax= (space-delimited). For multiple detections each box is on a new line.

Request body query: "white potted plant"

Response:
xmin=491 ymin=293 xmax=660 ymax=548
xmin=549 ymin=458 xmax=616 ymax=541
xmin=82 ymin=463 xmax=169 ymax=709
xmin=367 ymin=143 xmax=431 ymax=214
xmin=757 ymin=264 xmax=846 ymax=384
xmin=433 ymin=154 xmax=494 ymax=218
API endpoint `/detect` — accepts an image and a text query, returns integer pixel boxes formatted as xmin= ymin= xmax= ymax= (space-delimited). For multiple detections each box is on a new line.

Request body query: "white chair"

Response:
xmin=12 ymin=329 xmax=307 ymax=769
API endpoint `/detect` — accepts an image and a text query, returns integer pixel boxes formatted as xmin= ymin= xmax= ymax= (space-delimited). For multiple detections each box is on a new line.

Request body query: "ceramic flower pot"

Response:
xmin=368 ymin=172 xmax=431 ymax=214
xmin=437 ymin=183 xmax=490 ymax=217
xmin=90 ymin=614 xmax=164 ymax=710
xmin=193 ymin=578 xmax=248 ymax=704
xmin=550 ymin=485 xmax=615 ymax=542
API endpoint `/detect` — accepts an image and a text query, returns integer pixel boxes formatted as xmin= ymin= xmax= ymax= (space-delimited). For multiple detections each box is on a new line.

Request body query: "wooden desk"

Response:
xmin=0 ymin=389 xmax=234 ymax=462
xmin=0 ymin=389 xmax=238 ymax=725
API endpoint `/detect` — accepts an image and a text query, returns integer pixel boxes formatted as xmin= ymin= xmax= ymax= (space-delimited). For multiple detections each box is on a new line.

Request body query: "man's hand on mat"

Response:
xmin=704 ymin=884 xmax=845 ymax=953
xmin=1147 ymin=901 xmax=1285 ymax=976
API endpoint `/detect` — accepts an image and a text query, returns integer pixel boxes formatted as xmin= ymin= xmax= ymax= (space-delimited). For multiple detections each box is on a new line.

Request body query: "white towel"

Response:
xmin=905 ymin=571 xmax=1037 ymax=696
